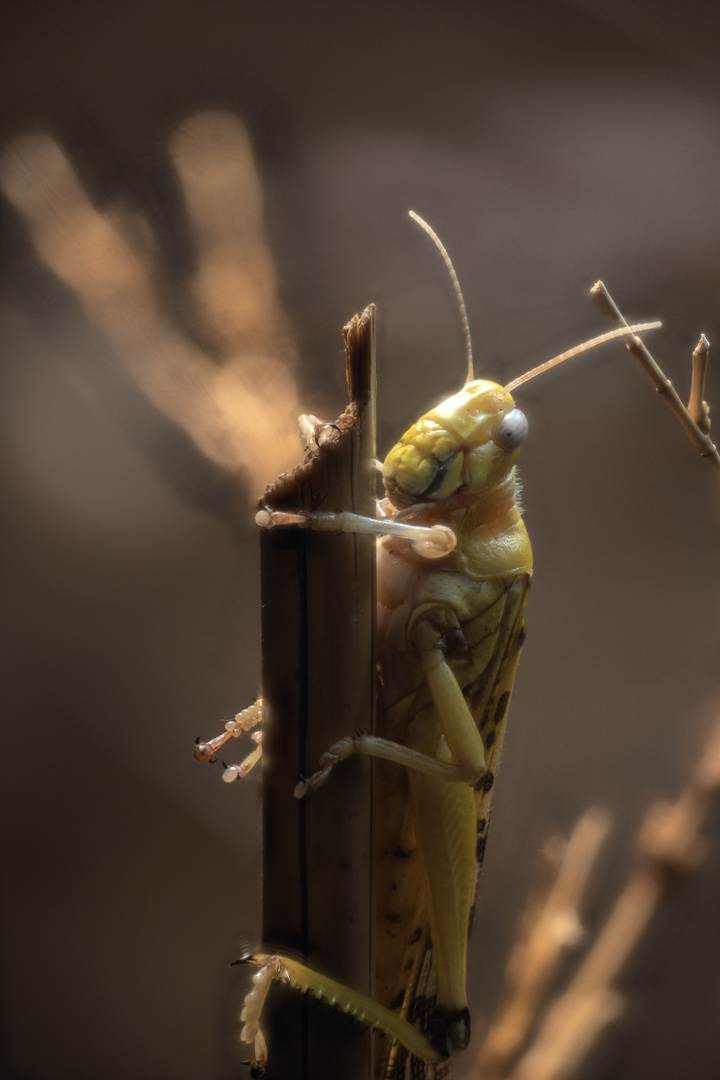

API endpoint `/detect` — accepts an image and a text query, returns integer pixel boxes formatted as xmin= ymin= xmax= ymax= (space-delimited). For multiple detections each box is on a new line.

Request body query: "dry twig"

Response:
xmin=479 ymin=706 xmax=720 ymax=1080
xmin=477 ymin=811 xmax=611 ymax=1078
xmin=591 ymin=281 xmax=719 ymax=470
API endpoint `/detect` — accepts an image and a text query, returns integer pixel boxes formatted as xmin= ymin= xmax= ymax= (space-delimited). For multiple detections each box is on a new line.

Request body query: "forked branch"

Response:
xmin=591 ymin=281 xmax=719 ymax=470
xmin=476 ymin=704 xmax=720 ymax=1080
xmin=476 ymin=810 xmax=611 ymax=1077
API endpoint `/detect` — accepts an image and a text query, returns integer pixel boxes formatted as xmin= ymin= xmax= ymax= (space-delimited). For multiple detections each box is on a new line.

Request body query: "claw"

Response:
xmin=240 ymin=1063 xmax=266 ymax=1079
xmin=231 ymin=954 xmax=254 ymax=967
xmin=194 ymin=728 xmax=233 ymax=763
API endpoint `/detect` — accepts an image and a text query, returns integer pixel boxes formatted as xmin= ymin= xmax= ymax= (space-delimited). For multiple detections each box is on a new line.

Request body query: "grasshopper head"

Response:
xmin=382 ymin=379 xmax=528 ymax=511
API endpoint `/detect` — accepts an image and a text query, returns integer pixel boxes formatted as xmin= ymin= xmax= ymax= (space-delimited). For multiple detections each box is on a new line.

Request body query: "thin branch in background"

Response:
xmin=591 ymin=281 xmax=719 ymax=470
xmin=475 ymin=703 xmax=720 ymax=1080
xmin=476 ymin=810 xmax=611 ymax=1078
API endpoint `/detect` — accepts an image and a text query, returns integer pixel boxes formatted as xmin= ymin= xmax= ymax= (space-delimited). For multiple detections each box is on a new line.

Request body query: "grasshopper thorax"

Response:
xmin=382 ymin=380 xmax=528 ymax=511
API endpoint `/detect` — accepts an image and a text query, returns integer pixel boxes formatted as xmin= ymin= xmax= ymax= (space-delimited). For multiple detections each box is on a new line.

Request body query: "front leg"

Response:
xmin=256 ymin=506 xmax=456 ymax=559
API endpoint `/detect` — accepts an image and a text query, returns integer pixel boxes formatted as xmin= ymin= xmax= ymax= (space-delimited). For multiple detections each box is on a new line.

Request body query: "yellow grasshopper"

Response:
xmin=194 ymin=213 xmax=660 ymax=1078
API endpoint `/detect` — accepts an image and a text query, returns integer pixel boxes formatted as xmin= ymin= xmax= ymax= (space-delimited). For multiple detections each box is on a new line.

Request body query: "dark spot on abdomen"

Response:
xmin=493 ymin=691 xmax=509 ymax=726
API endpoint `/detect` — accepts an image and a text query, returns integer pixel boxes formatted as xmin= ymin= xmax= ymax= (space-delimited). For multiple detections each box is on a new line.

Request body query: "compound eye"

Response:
xmin=495 ymin=408 xmax=528 ymax=451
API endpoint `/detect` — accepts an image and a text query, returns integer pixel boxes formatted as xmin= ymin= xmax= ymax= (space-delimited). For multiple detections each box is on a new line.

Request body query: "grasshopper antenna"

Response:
xmin=504 ymin=321 xmax=662 ymax=393
xmin=409 ymin=210 xmax=475 ymax=384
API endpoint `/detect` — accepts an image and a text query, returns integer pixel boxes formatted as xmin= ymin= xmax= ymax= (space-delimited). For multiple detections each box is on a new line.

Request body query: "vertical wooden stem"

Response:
xmin=260 ymin=307 xmax=377 ymax=1080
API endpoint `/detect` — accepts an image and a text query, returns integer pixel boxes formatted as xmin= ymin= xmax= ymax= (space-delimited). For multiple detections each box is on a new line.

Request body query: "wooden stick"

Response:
xmin=590 ymin=281 xmax=719 ymax=470
xmin=259 ymin=307 xmax=377 ymax=1080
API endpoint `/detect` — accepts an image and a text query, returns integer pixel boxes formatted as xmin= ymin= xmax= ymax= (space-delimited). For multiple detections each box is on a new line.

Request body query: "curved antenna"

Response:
xmin=409 ymin=210 xmax=474 ymax=383
xmin=504 ymin=322 xmax=662 ymax=394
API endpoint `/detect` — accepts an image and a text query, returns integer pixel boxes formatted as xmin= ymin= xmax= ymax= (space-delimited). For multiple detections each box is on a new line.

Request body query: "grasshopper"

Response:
xmin=194 ymin=213 xmax=660 ymax=1078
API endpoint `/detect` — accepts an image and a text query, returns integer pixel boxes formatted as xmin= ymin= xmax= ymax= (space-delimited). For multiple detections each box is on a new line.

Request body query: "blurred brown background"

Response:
xmin=1 ymin=2 xmax=719 ymax=1078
